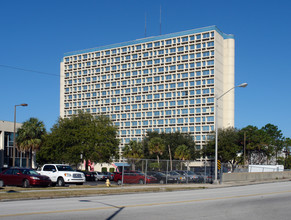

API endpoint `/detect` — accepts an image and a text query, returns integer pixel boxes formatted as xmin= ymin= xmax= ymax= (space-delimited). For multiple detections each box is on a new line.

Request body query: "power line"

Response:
xmin=0 ymin=64 xmax=60 ymax=77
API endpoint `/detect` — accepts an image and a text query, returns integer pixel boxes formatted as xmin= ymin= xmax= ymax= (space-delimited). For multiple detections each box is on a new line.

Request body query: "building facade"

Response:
xmin=0 ymin=120 xmax=25 ymax=168
xmin=60 ymin=26 xmax=235 ymax=155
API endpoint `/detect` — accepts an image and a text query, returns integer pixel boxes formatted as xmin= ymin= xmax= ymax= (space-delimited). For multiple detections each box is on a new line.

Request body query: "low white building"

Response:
xmin=0 ymin=120 xmax=33 ymax=169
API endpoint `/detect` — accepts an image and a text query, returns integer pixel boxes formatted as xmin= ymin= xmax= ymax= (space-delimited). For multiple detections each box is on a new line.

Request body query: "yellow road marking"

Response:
xmin=1 ymin=189 xmax=291 ymax=218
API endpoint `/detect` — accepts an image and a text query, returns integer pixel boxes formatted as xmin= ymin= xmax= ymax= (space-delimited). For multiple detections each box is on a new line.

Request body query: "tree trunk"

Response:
xmin=29 ymin=149 xmax=33 ymax=168
xmin=26 ymin=152 xmax=29 ymax=168
xmin=157 ymin=155 xmax=160 ymax=170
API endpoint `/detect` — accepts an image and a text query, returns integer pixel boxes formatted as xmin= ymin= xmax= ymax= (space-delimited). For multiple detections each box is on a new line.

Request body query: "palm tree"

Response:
xmin=122 ymin=140 xmax=144 ymax=171
xmin=148 ymin=137 xmax=165 ymax=167
xmin=16 ymin=117 xmax=46 ymax=168
xmin=174 ymin=144 xmax=191 ymax=170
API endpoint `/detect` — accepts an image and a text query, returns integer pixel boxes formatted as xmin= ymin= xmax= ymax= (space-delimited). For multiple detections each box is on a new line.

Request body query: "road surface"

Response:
xmin=0 ymin=181 xmax=291 ymax=219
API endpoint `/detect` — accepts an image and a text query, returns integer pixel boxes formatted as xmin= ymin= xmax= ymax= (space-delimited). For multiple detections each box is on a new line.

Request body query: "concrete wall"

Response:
xmin=221 ymin=171 xmax=291 ymax=183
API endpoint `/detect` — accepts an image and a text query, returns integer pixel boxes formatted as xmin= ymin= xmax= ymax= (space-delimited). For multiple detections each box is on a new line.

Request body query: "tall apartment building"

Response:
xmin=60 ymin=25 xmax=235 ymax=155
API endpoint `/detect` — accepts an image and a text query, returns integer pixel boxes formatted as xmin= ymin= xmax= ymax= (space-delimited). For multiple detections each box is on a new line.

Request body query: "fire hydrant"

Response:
xmin=106 ymin=179 xmax=111 ymax=187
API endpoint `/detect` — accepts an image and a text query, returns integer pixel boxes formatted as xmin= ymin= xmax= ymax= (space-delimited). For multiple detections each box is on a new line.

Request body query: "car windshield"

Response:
xmin=156 ymin=172 xmax=166 ymax=176
xmin=57 ymin=165 xmax=74 ymax=171
xmin=169 ymin=171 xmax=180 ymax=175
xmin=22 ymin=169 xmax=39 ymax=175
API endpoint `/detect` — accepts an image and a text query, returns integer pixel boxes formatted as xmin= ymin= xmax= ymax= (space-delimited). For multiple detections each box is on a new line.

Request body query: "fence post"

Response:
xmin=145 ymin=159 xmax=148 ymax=184
xmin=122 ymin=164 xmax=124 ymax=185
xmin=204 ymin=160 xmax=207 ymax=183
xmin=186 ymin=161 xmax=189 ymax=184
xmin=166 ymin=160 xmax=169 ymax=184
xmin=219 ymin=163 xmax=223 ymax=184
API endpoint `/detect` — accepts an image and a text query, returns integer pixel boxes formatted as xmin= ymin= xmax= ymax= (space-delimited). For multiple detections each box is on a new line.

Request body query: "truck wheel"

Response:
xmin=139 ymin=179 xmax=144 ymax=184
xmin=159 ymin=179 xmax=164 ymax=184
xmin=117 ymin=180 xmax=122 ymax=185
xmin=23 ymin=179 xmax=30 ymax=188
xmin=57 ymin=177 xmax=65 ymax=187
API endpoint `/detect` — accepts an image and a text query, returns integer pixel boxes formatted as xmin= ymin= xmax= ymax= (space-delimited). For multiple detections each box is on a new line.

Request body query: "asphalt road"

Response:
xmin=1 ymin=181 xmax=291 ymax=220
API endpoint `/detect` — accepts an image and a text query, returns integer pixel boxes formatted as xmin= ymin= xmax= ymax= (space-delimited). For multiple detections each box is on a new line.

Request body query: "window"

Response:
xmin=203 ymin=33 xmax=210 ymax=38
xmin=178 ymin=46 xmax=184 ymax=52
xmin=182 ymin=55 xmax=188 ymax=60
xmin=203 ymin=51 xmax=210 ymax=57
xmin=170 ymin=101 xmax=176 ymax=106
xmin=170 ymin=83 xmax=176 ymax=88
xmin=182 ymin=36 xmax=188 ymax=42
xmin=178 ymin=64 xmax=184 ymax=70
xmin=170 ymin=48 xmax=176 ymax=53
xmin=178 ymin=82 xmax=184 ymax=87
xmin=166 ymin=39 xmax=171 ymax=45
xmin=147 ymin=60 xmax=152 ymax=65
xmin=207 ymin=42 xmax=214 ymax=47
xmin=170 ymin=65 xmax=176 ymax=71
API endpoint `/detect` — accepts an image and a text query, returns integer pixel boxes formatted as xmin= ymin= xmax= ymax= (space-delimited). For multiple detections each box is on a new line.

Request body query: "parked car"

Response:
xmin=161 ymin=171 xmax=186 ymax=183
xmin=93 ymin=172 xmax=105 ymax=181
xmin=196 ymin=172 xmax=213 ymax=183
xmin=102 ymin=172 xmax=114 ymax=180
xmin=38 ymin=164 xmax=85 ymax=186
xmin=77 ymin=170 xmax=95 ymax=181
xmin=174 ymin=170 xmax=203 ymax=183
xmin=114 ymin=171 xmax=157 ymax=185
xmin=0 ymin=168 xmax=51 ymax=188
xmin=147 ymin=171 xmax=176 ymax=184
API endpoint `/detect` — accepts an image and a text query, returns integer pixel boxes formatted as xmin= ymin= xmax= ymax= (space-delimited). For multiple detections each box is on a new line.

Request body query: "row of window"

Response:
xmin=65 ymin=48 xmax=214 ymax=69
xmin=65 ymin=104 xmax=215 ymax=115
xmin=65 ymin=59 xmax=214 ymax=73
xmin=64 ymin=32 xmax=215 ymax=62
xmin=120 ymin=124 xmax=213 ymax=134
xmin=65 ymin=80 xmax=214 ymax=94
xmin=65 ymin=70 xmax=214 ymax=84
xmin=120 ymin=131 xmax=211 ymax=144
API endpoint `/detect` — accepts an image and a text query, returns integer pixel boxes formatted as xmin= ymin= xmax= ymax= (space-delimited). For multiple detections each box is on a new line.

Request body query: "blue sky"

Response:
xmin=1 ymin=0 xmax=291 ymax=138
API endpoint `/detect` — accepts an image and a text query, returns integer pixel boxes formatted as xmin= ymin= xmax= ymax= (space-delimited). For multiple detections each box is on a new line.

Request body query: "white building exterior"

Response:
xmin=60 ymin=25 xmax=235 ymax=156
xmin=0 ymin=121 xmax=22 ymax=168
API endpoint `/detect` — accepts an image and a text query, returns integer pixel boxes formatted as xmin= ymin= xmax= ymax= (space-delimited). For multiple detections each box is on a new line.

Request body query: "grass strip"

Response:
xmin=0 ymin=185 xmax=206 ymax=201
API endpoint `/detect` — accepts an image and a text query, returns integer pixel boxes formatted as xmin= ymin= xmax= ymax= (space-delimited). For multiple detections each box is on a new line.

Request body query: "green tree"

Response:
xmin=262 ymin=123 xmax=284 ymax=164
xmin=174 ymin=144 xmax=191 ymax=169
xmin=203 ymin=127 xmax=240 ymax=167
xmin=122 ymin=140 xmax=144 ymax=170
xmin=148 ymin=137 xmax=165 ymax=167
xmin=16 ymin=117 xmax=46 ymax=168
xmin=37 ymin=112 xmax=119 ymax=169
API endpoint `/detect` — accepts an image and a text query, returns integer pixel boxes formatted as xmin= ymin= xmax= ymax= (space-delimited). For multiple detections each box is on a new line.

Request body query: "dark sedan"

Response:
xmin=0 ymin=168 xmax=51 ymax=188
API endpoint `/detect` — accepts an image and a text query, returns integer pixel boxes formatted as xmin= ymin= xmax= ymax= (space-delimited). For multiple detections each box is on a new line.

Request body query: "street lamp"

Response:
xmin=214 ymin=83 xmax=247 ymax=184
xmin=12 ymin=103 xmax=28 ymax=167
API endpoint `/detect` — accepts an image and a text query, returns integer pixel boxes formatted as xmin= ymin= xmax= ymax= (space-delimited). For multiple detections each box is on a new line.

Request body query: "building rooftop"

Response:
xmin=63 ymin=25 xmax=233 ymax=58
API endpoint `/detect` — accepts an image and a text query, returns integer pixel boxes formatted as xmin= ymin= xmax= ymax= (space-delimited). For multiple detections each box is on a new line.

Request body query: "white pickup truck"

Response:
xmin=38 ymin=164 xmax=85 ymax=186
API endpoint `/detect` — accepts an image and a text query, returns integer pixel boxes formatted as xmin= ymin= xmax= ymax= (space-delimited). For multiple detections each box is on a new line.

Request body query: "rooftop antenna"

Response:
xmin=160 ymin=5 xmax=162 ymax=35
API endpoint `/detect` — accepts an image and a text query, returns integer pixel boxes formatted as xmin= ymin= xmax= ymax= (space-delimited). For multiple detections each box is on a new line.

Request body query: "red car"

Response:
xmin=114 ymin=170 xmax=157 ymax=185
xmin=0 ymin=168 xmax=51 ymax=188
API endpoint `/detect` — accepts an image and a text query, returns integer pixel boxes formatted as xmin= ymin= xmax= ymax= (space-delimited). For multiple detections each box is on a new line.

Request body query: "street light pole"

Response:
xmin=214 ymin=83 xmax=247 ymax=184
xmin=12 ymin=103 xmax=28 ymax=167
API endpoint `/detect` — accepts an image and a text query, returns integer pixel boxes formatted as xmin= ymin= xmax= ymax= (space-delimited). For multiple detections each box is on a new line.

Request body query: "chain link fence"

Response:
xmin=113 ymin=158 xmax=217 ymax=185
